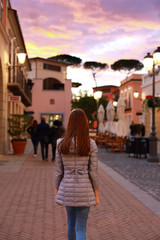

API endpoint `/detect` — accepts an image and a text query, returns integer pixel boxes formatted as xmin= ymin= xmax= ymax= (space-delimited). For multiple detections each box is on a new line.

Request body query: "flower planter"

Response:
xmin=143 ymin=97 xmax=160 ymax=110
xmin=12 ymin=141 xmax=27 ymax=155
xmin=147 ymin=98 xmax=154 ymax=107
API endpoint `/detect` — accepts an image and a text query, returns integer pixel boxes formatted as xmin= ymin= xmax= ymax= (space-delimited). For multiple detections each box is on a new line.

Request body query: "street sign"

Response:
xmin=8 ymin=96 xmax=21 ymax=102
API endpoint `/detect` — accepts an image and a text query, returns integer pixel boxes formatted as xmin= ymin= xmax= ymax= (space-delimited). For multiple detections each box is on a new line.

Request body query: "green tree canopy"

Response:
xmin=72 ymin=94 xmax=108 ymax=122
xmin=83 ymin=61 xmax=108 ymax=86
xmin=48 ymin=54 xmax=82 ymax=67
xmin=111 ymin=59 xmax=143 ymax=76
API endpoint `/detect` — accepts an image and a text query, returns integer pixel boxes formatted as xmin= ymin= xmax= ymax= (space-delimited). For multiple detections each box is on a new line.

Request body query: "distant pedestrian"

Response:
xmin=55 ymin=109 xmax=99 ymax=240
xmin=48 ymin=120 xmax=65 ymax=161
xmin=27 ymin=119 xmax=39 ymax=157
xmin=130 ymin=121 xmax=136 ymax=136
xmin=141 ymin=123 xmax=145 ymax=137
xmin=37 ymin=117 xmax=50 ymax=161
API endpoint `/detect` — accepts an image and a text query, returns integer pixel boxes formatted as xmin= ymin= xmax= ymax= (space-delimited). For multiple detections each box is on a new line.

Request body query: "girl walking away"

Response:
xmin=27 ymin=119 xmax=39 ymax=157
xmin=55 ymin=109 xmax=99 ymax=240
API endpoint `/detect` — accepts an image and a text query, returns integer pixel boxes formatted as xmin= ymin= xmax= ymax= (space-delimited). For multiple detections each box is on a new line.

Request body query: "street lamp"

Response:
xmin=113 ymin=101 xmax=117 ymax=107
xmin=143 ymin=46 xmax=160 ymax=162
xmin=93 ymin=91 xmax=102 ymax=101
xmin=93 ymin=91 xmax=102 ymax=134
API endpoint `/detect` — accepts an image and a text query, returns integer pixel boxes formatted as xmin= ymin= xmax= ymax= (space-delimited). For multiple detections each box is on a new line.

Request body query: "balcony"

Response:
xmin=8 ymin=71 xmax=32 ymax=107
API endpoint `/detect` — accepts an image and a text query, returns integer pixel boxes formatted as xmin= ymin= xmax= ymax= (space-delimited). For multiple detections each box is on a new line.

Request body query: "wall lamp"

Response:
xmin=7 ymin=50 xmax=26 ymax=69
xmin=133 ymin=91 xmax=140 ymax=99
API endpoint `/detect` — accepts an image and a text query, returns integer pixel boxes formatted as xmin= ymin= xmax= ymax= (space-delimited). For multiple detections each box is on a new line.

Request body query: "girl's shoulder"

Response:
xmin=90 ymin=138 xmax=98 ymax=152
xmin=57 ymin=138 xmax=63 ymax=144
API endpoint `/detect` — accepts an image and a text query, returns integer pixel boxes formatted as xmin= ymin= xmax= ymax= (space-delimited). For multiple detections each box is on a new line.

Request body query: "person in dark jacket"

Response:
xmin=130 ymin=121 xmax=136 ymax=136
xmin=27 ymin=119 xmax=39 ymax=157
xmin=141 ymin=122 xmax=145 ymax=137
xmin=37 ymin=117 xmax=50 ymax=161
xmin=48 ymin=120 xmax=65 ymax=161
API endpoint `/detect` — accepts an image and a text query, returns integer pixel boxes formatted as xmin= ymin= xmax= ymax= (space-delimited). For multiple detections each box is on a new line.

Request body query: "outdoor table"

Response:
xmin=128 ymin=136 xmax=149 ymax=158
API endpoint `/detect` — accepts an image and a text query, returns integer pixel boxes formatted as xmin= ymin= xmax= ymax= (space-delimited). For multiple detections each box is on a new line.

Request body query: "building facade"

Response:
xmin=119 ymin=74 xmax=143 ymax=135
xmin=27 ymin=57 xmax=72 ymax=128
xmin=93 ymin=85 xmax=119 ymax=101
xmin=141 ymin=71 xmax=160 ymax=139
xmin=0 ymin=0 xmax=32 ymax=153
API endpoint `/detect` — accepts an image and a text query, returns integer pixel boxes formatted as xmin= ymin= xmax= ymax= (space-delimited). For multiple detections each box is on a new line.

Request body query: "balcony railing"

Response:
xmin=8 ymin=68 xmax=32 ymax=107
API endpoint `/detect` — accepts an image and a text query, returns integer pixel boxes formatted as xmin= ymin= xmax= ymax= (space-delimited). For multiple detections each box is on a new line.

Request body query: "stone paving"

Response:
xmin=0 ymin=141 xmax=160 ymax=239
xmin=98 ymin=147 xmax=160 ymax=202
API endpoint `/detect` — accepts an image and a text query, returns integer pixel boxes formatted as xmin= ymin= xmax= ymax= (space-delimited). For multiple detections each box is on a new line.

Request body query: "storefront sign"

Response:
xmin=8 ymin=96 xmax=21 ymax=102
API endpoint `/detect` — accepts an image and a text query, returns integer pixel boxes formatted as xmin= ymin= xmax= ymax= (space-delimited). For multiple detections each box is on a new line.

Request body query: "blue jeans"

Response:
xmin=31 ymin=138 xmax=38 ymax=154
xmin=65 ymin=207 xmax=90 ymax=240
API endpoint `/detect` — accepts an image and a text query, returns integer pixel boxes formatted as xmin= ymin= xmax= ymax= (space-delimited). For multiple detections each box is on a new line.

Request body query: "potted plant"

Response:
xmin=8 ymin=114 xmax=33 ymax=154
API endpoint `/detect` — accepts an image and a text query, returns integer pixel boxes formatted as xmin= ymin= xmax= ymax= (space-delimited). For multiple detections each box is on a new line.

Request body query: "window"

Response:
xmin=43 ymin=78 xmax=64 ymax=90
xmin=41 ymin=113 xmax=63 ymax=127
xmin=0 ymin=0 xmax=4 ymax=21
xmin=43 ymin=63 xmax=61 ymax=72
xmin=124 ymin=88 xmax=127 ymax=108
xmin=128 ymin=91 xmax=131 ymax=108
xmin=128 ymin=87 xmax=131 ymax=108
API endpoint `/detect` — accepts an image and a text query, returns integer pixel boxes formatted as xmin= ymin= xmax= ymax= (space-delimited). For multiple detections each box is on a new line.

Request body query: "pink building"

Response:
xmin=27 ymin=57 xmax=72 ymax=128
xmin=119 ymin=74 xmax=143 ymax=134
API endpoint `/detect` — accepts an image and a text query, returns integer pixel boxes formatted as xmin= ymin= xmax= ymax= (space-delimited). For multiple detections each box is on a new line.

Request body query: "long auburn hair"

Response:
xmin=58 ymin=109 xmax=90 ymax=156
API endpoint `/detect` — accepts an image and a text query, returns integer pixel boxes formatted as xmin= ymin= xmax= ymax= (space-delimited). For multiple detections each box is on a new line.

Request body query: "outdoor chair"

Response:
xmin=111 ymin=137 xmax=123 ymax=153
xmin=96 ymin=136 xmax=106 ymax=147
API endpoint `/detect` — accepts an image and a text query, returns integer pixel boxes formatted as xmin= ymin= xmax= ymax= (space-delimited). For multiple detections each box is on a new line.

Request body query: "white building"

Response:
xmin=141 ymin=71 xmax=160 ymax=139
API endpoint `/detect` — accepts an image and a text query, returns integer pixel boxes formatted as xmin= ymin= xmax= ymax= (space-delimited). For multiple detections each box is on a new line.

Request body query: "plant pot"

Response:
xmin=12 ymin=141 xmax=27 ymax=155
xmin=147 ymin=98 xmax=154 ymax=107
xmin=147 ymin=97 xmax=160 ymax=108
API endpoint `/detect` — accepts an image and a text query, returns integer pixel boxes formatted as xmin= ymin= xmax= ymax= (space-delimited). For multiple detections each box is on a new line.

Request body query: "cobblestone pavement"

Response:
xmin=98 ymin=147 xmax=160 ymax=202
xmin=0 ymin=141 xmax=160 ymax=239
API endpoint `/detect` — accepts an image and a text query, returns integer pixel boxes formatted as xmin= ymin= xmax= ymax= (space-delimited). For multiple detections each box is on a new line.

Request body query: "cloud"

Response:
xmin=10 ymin=0 xmax=160 ymax=88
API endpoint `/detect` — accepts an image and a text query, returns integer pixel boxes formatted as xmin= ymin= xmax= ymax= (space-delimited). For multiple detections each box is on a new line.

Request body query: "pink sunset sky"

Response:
xmin=11 ymin=0 xmax=160 ymax=95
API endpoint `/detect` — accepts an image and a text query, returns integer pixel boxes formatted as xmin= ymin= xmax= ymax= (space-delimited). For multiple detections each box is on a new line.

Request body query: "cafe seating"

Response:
xmin=111 ymin=137 xmax=123 ymax=153
xmin=105 ymin=136 xmax=124 ymax=153
xmin=128 ymin=136 xmax=149 ymax=158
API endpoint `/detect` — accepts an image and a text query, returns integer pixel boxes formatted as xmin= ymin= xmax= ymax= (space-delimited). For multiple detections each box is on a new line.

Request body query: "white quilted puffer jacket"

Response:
xmin=55 ymin=138 xmax=98 ymax=207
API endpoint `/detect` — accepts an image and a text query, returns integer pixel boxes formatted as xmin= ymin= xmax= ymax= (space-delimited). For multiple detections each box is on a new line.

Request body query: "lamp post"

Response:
xmin=93 ymin=91 xmax=102 ymax=134
xmin=143 ymin=46 xmax=160 ymax=162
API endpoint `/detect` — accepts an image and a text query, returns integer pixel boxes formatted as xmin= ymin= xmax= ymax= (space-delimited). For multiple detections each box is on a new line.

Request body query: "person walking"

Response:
xmin=141 ymin=122 xmax=145 ymax=137
xmin=48 ymin=120 xmax=65 ymax=161
xmin=37 ymin=117 xmax=50 ymax=161
xmin=27 ymin=119 xmax=39 ymax=157
xmin=130 ymin=121 xmax=136 ymax=136
xmin=55 ymin=109 xmax=99 ymax=240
